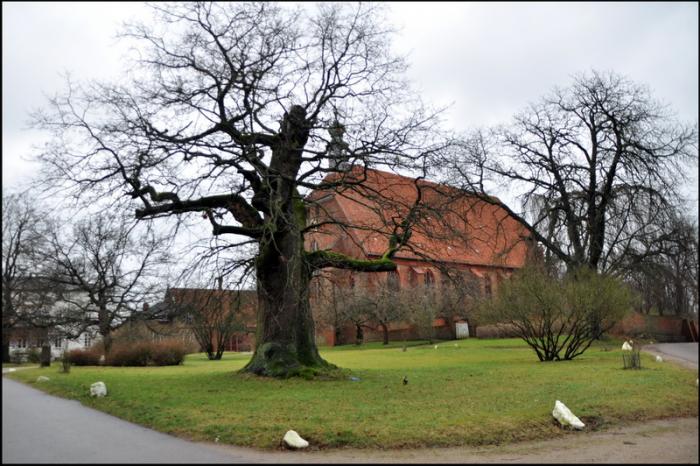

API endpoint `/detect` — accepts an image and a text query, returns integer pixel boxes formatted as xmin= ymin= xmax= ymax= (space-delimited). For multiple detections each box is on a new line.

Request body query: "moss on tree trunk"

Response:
xmin=242 ymin=221 xmax=333 ymax=378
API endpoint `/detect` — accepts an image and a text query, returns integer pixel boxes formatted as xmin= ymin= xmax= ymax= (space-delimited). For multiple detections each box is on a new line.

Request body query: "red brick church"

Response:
xmin=305 ymin=166 xmax=532 ymax=345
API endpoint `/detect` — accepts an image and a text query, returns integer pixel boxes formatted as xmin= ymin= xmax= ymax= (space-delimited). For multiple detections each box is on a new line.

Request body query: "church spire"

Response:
xmin=326 ymin=109 xmax=350 ymax=172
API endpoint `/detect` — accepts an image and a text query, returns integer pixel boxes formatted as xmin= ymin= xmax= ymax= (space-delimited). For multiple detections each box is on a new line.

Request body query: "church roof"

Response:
xmin=306 ymin=166 xmax=530 ymax=269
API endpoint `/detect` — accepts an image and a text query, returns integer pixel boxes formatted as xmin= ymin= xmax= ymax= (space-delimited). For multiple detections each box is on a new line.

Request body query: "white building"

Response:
xmin=7 ymin=277 xmax=100 ymax=362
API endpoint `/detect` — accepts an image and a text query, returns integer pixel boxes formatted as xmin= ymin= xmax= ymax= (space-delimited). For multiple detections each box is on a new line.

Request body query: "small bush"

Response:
xmin=104 ymin=339 xmax=188 ymax=366
xmin=67 ymin=347 xmax=103 ymax=366
xmin=60 ymin=355 xmax=71 ymax=373
xmin=26 ymin=348 xmax=41 ymax=364
xmin=475 ymin=324 xmax=520 ymax=339
xmin=149 ymin=340 xmax=187 ymax=366
xmin=476 ymin=266 xmax=633 ymax=361
xmin=10 ymin=350 xmax=27 ymax=364
xmin=105 ymin=342 xmax=151 ymax=366
xmin=622 ymin=350 xmax=642 ymax=369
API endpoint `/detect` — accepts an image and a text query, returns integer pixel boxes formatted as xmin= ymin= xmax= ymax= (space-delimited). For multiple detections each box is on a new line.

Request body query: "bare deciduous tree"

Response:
xmin=1 ymin=191 xmax=55 ymax=364
xmin=166 ymin=280 xmax=250 ymax=360
xmin=43 ymin=214 xmax=170 ymax=354
xmin=477 ymin=266 xmax=633 ymax=361
xmin=621 ymin=211 xmax=699 ymax=318
xmin=333 ymin=284 xmax=374 ymax=346
xmin=33 ymin=2 xmax=450 ymax=376
xmin=443 ymin=71 xmax=698 ymax=274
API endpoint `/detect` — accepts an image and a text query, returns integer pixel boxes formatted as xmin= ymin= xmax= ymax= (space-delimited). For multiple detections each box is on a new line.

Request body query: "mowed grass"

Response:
xmin=7 ymin=338 xmax=698 ymax=450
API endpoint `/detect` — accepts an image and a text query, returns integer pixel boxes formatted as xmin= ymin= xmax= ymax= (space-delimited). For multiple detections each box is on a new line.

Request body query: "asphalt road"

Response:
xmin=1 ymin=377 xmax=269 ymax=464
xmin=642 ymin=342 xmax=698 ymax=369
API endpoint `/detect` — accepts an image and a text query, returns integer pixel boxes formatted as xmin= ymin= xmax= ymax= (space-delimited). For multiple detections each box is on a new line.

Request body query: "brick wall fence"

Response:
xmin=609 ymin=313 xmax=696 ymax=343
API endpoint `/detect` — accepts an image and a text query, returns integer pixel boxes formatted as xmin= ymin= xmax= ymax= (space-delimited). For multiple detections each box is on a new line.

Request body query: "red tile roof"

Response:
xmin=165 ymin=288 xmax=257 ymax=321
xmin=307 ymin=166 xmax=530 ymax=268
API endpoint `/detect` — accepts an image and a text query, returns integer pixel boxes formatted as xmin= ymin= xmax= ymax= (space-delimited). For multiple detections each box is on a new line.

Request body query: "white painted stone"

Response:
xmin=655 ymin=355 xmax=663 ymax=363
xmin=90 ymin=381 xmax=107 ymax=397
xmin=36 ymin=375 xmax=50 ymax=382
xmin=434 ymin=345 xmax=438 ymax=349
xmin=621 ymin=341 xmax=633 ymax=351
xmin=8 ymin=368 xmax=16 ymax=372
xmin=552 ymin=400 xmax=585 ymax=430
xmin=283 ymin=430 xmax=309 ymax=449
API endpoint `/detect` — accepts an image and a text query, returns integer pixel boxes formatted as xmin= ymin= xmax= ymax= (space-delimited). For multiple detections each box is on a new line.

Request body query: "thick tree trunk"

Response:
xmin=2 ymin=342 xmax=9 ymax=364
xmin=242 ymin=104 xmax=331 ymax=377
xmin=40 ymin=345 xmax=51 ymax=367
xmin=334 ymin=326 xmax=341 ymax=346
xmin=101 ymin=331 xmax=113 ymax=355
xmin=39 ymin=327 xmax=51 ymax=367
xmin=2 ymin=329 xmax=10 ymax=363
xmin=242 ymin=229 xmax=330 ymax=377
xmin=380 ymin=322 xmax=389 ymax=345
xmin=205 ymin=342 xmax=216 ymax=360
xmin=355 ymin=324 xmax=364 ymax=346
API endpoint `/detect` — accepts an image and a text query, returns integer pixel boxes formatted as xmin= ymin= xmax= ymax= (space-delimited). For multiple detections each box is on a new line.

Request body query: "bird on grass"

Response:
xmin=402 ymin=376 xmax=408 ymax=385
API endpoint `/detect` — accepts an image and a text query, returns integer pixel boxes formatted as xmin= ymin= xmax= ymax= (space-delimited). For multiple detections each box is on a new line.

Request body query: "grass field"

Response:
xmin=6 ymin=338 xmax=698 ymax=450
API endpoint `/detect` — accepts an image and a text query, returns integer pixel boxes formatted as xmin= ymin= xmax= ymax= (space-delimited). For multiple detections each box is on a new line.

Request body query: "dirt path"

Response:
xmin=209 ymin=417 xmax=699 ymax=464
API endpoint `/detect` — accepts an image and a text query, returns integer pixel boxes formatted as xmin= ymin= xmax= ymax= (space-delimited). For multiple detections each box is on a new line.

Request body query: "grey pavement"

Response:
xmin=1 ymin=377 xmax=272 ymax=463
xmin=642 ymin=342 xmax=698 ymax=370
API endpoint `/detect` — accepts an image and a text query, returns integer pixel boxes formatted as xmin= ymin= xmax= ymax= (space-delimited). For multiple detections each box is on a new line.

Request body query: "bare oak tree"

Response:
xmin=443 ymin=71 xmax=698 ymax=274
xmin=621 ymin=211 xmax=699 ymax=317
xmin=1 ymin=191 xmax=55 ymax=364
xmin=33 ymin=3 xmax=449 ymax=376
xmin=43 ymin=214 xmax=169 ymax=354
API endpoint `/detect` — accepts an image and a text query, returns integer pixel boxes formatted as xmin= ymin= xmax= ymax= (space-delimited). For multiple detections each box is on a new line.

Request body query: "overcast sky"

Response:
xmin=3 ymin=2 xmax=698 ymax=211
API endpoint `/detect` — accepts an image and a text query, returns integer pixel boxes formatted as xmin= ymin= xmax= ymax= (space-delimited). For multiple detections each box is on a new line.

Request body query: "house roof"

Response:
xmin=306 ymin=166 xmax=530 ymax=269
xmin=142 ymin=288 xmax=256 ymax=325
xmin=165 ymin=288 xmax=256 ymax=312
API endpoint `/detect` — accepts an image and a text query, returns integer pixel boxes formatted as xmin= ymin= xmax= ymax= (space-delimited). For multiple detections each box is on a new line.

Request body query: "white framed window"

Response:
xmin=84 ymin=334 xmax=92 ymax=348
xmin=54 ymin=337 xmax=63 ymax=348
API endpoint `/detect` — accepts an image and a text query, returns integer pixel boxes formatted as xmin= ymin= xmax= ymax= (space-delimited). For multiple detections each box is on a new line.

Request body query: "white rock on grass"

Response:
xmin=655 ymin=355 xmax=663 ymax=363
xmin=36 ymin=376 xmax=50 ymax=382
xmin=434 ymin=345 xmax=438 ymax=349
xmin=90 ymin=381 xmax=107 ymax=397
xmin=621 ymin=341 xmax=633 ymax=351
xmin=8 ymin=368 xmax=16 ymax=372
xmin=552 ymin=400 xmax=585 ymax=430
xmin=283 ymin=430 xmax=309 ymax=449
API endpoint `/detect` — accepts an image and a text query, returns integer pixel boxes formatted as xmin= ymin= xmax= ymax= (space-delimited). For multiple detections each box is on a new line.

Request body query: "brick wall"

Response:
xmin=610 ymin=312 xmax=690 ymax=342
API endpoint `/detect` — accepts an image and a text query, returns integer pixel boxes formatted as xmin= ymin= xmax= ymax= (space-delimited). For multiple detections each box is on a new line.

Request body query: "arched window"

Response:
xmin=409 ymin=269 xmax=418 ymax=287
xmin=387 ymin=270 xmax=400 ymax=292
xmin=425 ymin=270 xmax=435 ymax=288
xmin=484 ymin=276 xmax=492 ymax=298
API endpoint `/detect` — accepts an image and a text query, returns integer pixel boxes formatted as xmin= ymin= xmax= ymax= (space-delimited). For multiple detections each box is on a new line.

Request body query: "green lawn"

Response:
xmin=7 ymin=338 xmax=698 ymax=450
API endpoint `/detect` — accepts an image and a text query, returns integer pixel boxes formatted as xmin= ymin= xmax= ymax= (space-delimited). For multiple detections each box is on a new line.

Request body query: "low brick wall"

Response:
xmin=473 ymin=323 xmax=520 ymax=339
xmin=610 ymin=313 xmax=689 ymax=342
